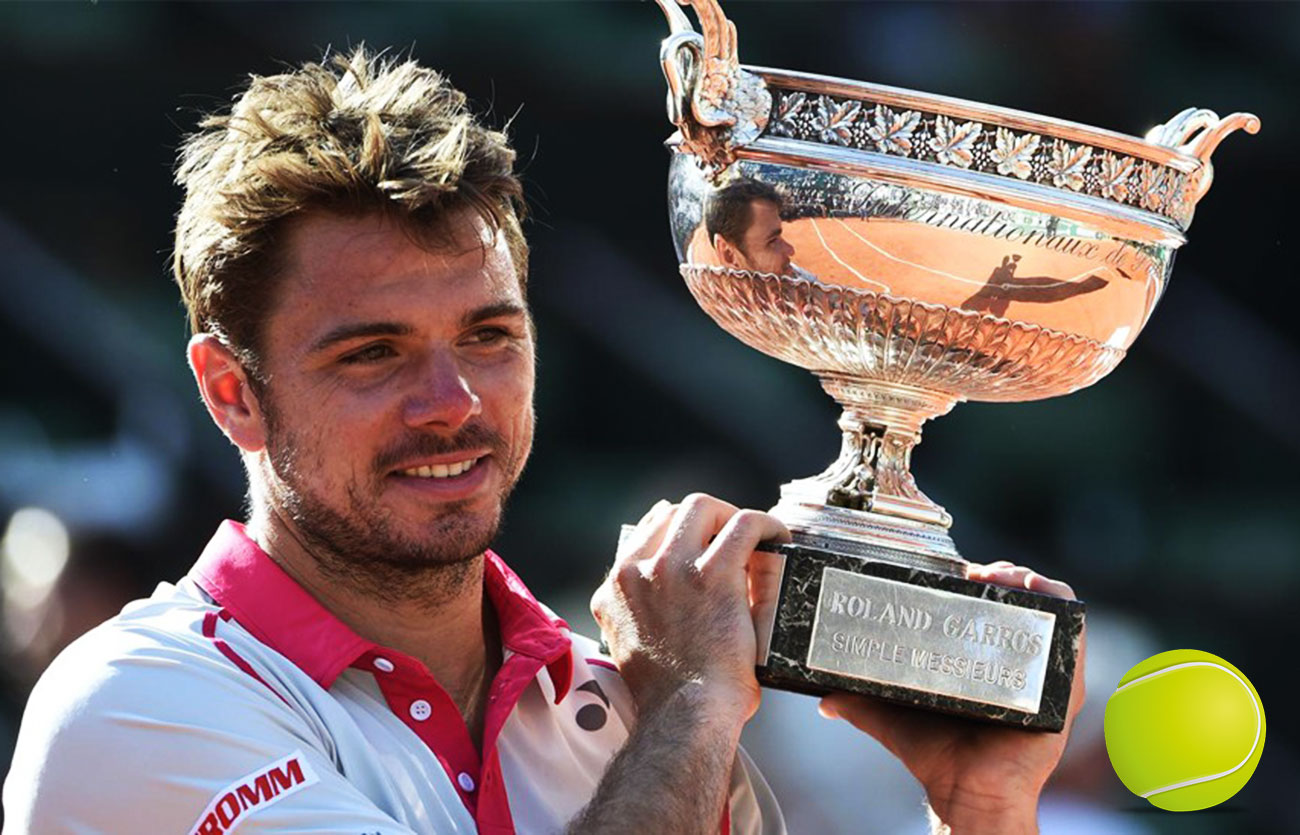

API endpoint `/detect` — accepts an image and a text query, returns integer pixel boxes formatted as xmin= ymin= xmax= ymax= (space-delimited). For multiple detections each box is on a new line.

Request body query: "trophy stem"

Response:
xmin=821 ymin=374 xmax=956 ymax=526
xmin=772 ymin=376 xmax=965 ymax=573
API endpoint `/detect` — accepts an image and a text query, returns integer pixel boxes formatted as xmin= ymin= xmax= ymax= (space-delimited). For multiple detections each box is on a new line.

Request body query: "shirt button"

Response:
xmin=457 ymin=772 xmax=476 ymax=792
xmin=373 ymin=657 xmax=395 ymax=673
xmin=409 ymin=699 xmax=432 ymax=721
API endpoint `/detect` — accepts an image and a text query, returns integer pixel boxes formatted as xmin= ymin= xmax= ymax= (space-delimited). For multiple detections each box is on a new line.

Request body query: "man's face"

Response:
xmin=252 ymin=209 xmax=534 ymax=577
xmin=734 ymin=199 xmax=796 ymax=277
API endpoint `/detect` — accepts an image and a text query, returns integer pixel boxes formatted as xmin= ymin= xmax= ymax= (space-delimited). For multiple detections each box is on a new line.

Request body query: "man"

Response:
xmin=705 ymin=180 xmax=799 ymax=278
xmin=3 ymin=49 xmax=1084 ymax=834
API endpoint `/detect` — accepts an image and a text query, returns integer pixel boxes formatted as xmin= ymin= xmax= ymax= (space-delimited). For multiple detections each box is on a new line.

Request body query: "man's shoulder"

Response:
xmin=39 ymin=579 xmax=224 ymax=687
xmin=2 ymin=582 xmax=328 ymax=833
xmin=10 ymin=578 xmax=295 ymax=765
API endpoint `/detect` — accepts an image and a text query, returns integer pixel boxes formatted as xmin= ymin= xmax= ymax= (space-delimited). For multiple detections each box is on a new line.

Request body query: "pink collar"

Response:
xmin=189 ymin=520 xmax=572 ymax=697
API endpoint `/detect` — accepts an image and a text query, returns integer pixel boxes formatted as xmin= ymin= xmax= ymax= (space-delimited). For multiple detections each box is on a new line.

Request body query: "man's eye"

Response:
xmin=341 ymin=343 xmax=396 ymax=364
xmin=469 ymin=327 xmax=510 ymax=345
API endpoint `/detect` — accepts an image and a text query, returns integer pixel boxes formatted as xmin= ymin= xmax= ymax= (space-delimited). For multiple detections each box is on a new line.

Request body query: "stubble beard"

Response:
xmin=262 ymin=407 xmax=527 ymax=607
xmin=735 ymin=246 xmax=790 ymax=279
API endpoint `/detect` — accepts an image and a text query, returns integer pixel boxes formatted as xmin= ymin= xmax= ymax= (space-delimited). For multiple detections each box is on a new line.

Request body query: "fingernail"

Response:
xmin=817 ymin=700 xmax=838 ymax=720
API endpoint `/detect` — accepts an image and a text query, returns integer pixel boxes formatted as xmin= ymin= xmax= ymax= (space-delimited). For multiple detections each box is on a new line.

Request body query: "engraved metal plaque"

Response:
xmin=807 ymin=568 xmax=1056 ymax=713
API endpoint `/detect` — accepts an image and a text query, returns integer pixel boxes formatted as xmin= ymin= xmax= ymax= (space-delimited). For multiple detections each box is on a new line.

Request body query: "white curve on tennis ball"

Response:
xmin=1107 ymin=661 xmax=1262 ymax=798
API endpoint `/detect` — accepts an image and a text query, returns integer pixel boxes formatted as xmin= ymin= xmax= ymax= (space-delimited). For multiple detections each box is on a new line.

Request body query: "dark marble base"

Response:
xmin=758 ymin=543 xmax=1085 ymax=732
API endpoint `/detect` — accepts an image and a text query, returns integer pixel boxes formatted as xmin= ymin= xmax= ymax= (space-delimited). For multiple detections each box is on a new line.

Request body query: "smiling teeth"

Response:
xmin=401 ymin=458 xmax=479 ymax=478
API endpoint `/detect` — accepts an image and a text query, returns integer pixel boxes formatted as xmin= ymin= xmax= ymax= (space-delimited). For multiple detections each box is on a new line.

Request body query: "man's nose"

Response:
xmin=778 ymin=236 xmax=796 ymax=257
xmin=402 ymin=350 xmax=482 ymax=431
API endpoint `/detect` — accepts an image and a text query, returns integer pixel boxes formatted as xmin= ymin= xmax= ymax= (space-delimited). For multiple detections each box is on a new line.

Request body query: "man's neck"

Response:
xmin=248 ymin=509 xmax=501 ymax=745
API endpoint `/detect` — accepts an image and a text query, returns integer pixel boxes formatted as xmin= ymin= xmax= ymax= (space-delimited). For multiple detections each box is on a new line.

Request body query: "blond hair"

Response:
xmin=172 ymin=46 xmax=527 ymax=375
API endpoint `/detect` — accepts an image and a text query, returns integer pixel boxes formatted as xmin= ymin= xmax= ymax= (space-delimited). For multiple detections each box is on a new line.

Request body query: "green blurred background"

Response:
xmin=0 ymin=2 xmax=1295 ymax=832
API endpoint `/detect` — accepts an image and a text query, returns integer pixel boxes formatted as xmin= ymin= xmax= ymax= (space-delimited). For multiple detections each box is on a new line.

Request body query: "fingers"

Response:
xmin=596 ymin=501 xmax=676 ymax=632
xmin=618 ymin=499 xmax=677 ymax=561
xmin=1025 ymin=571 xmax=1075 ymax=601
xmin=696 ymin=508 xmax=790 ymax=573
xmin=660 ymin=493 xmax=741 ymax=563
xmin=595 ymin=493 xmax=783 ymax=714
xmin=598 ymin=493 xmax=789 ymax=626
xmin=746 ymin=547 xmax=786 ymax=611
xmin=967 ymin=562 xmax=1076 ymax=601
xmin=602 ymin=494 xmax=742 ymax=615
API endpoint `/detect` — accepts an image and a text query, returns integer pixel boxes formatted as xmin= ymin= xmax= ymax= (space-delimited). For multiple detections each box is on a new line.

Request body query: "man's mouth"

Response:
xmin=396 ymin=456 xmax=483 ymax=479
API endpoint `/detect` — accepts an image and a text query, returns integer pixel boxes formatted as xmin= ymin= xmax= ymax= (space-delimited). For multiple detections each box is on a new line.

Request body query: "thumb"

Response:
xmin=818 ymin=693 xmax=894 ymax=736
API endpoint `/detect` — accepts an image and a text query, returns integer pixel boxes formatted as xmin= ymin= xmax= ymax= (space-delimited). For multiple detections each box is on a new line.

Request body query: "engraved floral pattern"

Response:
xmin=991 ymin=128 xmax=1041 ymax=179
xmin=682 ymin=264 xmax=1126 ymax=402
xmin=929 ymin=115 xmax=982 ymax=168
xmin=764 ymin=88 xmax=1194 ymax=224
xmin=1139 ymin=162 xmax=1167 ymax=211
xmin=867 ymin=105 xmax=922 ymax=156
xmin=1049 ymin=141 xmax=1092 ymax=191
xmin=1097 ymin=152 xmax=1135 ymax=202
xmin=770 ymin=91 xmax=807 ymax=138
xmin=814 ymin=95 xmax=862 ymax=146
xmin=1174 ymin=171 xmax=1200 ymax=223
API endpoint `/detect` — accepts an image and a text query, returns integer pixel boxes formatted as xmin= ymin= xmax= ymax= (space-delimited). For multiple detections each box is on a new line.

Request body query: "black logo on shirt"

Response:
xmin=575 ymin=679 xmax=610 ymax=731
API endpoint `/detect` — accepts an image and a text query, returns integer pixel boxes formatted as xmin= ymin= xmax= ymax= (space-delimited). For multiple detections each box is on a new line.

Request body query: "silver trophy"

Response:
xmin=651 ymin=0 xmax=1257 ymax=730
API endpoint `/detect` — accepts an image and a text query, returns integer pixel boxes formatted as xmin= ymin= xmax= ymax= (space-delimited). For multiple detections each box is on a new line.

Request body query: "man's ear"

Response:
xmin=712 ymin=233 xmax=741 ymax=269
xmin=187 ymin=334 xmax=267 ymax=453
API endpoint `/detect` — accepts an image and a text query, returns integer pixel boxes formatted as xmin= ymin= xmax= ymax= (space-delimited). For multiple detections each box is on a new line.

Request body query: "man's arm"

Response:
xmin=566 ymin=684 xmax=745 ymax=834
xmin=569 ymin=495 xmax=789 ymax=835
xmin=924 ymin=790 xmax=1039 ymax=835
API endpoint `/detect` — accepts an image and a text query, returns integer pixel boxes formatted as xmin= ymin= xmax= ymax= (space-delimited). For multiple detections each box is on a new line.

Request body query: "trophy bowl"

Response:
xmin=652 ymin=0 xmax=1257 ymax=730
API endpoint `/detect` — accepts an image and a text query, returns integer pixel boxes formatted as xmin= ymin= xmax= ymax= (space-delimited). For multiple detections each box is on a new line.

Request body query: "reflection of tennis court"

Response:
xmin=781 ymin=217 xmax=1153 ymax=347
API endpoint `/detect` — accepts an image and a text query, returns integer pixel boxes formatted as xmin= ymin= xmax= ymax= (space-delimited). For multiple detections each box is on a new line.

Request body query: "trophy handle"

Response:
xmin=654 ymin=0 xmax=770 ymax=173
xmin=1146 ymin=109 xmax=1261 ymax=202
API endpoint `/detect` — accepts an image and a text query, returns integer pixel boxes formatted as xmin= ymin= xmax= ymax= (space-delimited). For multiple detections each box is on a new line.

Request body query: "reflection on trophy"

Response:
xmin=652 ymin=0 xmax=1258 ymax=730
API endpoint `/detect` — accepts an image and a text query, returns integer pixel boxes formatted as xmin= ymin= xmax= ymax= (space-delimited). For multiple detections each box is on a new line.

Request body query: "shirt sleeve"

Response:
xmin=2 ymin=622 xmax=420 ymax=835
xmin=727 ymin=744 xmax=787 ymax=835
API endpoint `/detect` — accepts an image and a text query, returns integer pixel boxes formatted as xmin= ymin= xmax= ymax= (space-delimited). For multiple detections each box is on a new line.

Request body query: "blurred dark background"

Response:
xmin=0 ymin=2 xmax=1295 ymax=832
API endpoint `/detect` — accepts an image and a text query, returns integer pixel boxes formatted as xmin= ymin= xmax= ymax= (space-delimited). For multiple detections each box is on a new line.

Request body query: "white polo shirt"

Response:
xmin=3 ymin=521 xmax=783 ymax=834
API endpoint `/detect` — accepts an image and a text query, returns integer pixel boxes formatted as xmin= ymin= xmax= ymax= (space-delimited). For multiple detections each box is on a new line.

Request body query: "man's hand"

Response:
xmin=570 ymin=495 xmax=789 ymax=835
xmin=818 ymin=561 xmax=1086 ymax=835
xmin=590 ymin=493 xmax=790 ymax=721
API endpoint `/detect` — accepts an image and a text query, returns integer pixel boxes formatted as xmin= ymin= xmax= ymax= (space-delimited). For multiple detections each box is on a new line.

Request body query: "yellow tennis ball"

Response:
xmin=1104 ymin=649 xmax=1265 ymax=811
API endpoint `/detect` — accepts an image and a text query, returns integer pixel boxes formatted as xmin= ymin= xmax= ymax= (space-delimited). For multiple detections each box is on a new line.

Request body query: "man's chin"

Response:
xmin=399 ymin=509 xmax=502 ymax=564
xmin=300 ymin=514 xmax=497 ymax=604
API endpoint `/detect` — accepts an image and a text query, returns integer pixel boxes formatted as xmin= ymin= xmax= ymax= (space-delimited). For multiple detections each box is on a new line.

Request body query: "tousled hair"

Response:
xmin=172 ymin=46 xmax=527 ymax=379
